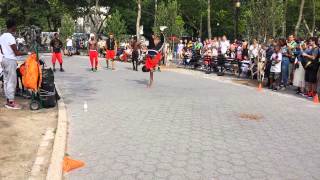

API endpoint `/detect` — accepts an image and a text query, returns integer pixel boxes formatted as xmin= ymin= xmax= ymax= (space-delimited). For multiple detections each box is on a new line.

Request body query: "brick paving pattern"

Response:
xmin=51 ymin=56 xmax=320 ymax=180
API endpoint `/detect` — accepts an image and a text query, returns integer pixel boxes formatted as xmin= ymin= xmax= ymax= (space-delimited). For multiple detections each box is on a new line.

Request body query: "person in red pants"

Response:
xmin=105 ymin=33 xmax=117 ymax=70
xmin=88 ymin=35 xmax=98 ymax=71
xmin=50 ymin=33 xmax=64 ymax=72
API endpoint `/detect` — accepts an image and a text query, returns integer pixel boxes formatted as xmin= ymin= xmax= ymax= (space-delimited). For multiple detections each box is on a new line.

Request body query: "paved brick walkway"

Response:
xmin=52 ymin=56 xmax=320 ymax=180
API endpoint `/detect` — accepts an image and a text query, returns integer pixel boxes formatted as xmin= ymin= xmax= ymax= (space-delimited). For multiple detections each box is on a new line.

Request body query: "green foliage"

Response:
xmin=104 ymin=10 xmax=127 ymax=41
xmin=0 ymin=0 xmax=319 ymax=39
xmin=60 ymin=14 xmax=74 ymax=42
xmin=153 ymin=0 xmax=185 ymax=36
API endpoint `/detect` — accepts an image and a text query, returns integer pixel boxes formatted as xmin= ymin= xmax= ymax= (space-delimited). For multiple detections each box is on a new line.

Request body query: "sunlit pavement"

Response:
xmin=51 ymin=55 xmax=320 ymax=180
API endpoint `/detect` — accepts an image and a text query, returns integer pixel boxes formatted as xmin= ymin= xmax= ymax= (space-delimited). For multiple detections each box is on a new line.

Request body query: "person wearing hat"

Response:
xmin=88 ymin=34 xmax=98 ymax=71
xmin=105 ymin=33 xmax=117 ymax=70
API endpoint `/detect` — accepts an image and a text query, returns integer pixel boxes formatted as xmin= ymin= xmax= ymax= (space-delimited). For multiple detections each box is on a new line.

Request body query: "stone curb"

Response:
xmin=46 ymin=84 xmax=68 ymax=180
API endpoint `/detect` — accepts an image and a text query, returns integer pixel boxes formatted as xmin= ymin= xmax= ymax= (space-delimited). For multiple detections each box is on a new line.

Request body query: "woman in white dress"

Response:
xmin=293 ymin=42 xmax=306 ymax=94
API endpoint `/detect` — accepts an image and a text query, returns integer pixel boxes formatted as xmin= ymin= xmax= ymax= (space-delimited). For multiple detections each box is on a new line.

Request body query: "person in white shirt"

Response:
xmin=249 ymin=39 xmax=259 ymax=62
xmin=220 ymin=35 xmax=230 ymax=55
xmin=0 ymin=50 xmax=3 ymax=83
xmin=0 ymin=19 xmax=27 ymax=109
xmin=66 ymin=37 xmax=73 ymax=56
xmin=269 ymin=45 xmax=282 ymax=91
xmin=177 ymin=40 xmax=184 ymax=61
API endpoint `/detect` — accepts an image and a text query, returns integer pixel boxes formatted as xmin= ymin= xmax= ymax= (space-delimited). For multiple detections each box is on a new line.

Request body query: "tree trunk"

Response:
xmin=136 ymin=0 xmax=142 ymax=41
xmin=207 ymin=0 xmax=212 ymax=39
xmin=294 ymin=0 xmax=305 ymax=37
xmin=154 ymin=0 xmax=157 ymax=27
xmin=271 ymin=0 xmax=276 ymax=38
xmin=282 ymin=0 xmax=287 ymax=37
xmin=199 ymin=13 xmax=203 ymax=38
xmin=311 ymin=0 xmax=315 ymax=36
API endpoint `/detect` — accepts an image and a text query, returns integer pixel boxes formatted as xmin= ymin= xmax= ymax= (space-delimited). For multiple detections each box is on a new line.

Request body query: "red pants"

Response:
xmin=106 ymin=50 xmax=116 ymax=60
xmin=145 ymin=53 xmax=162 ymax=70
xmin=52 ymin=52 xmax=63 ymax=64
xmin=89 ymin=50 xmax=98 ymax=68
xmin=120 ymin=53 xmax=127 ymax=61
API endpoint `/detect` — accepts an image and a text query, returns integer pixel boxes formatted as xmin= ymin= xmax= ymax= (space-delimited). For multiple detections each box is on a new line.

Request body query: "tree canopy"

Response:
xmin=0 ymin=0 xmax=319 ymax=40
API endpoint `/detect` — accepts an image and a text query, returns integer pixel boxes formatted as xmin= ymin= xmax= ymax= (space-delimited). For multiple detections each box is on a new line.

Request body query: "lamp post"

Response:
xmin=235 ymin=0 xmax=241 ymax=39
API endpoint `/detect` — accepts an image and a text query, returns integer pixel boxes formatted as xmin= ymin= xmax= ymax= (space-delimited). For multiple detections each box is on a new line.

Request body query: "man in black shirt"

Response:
xmin=50 ymin=33 xmax=64 ymax=72
xmin=105 ymin=33 xmax=117 ymax=70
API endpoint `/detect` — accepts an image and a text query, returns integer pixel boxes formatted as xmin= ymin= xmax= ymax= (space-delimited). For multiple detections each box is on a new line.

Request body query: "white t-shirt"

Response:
xmin=66 ymin=39 xmax=73 ymax=47
xmin=16 ymin=37 xmax=25 ymax=44
xmin=270 ymin=52 xmax=282 ymax=73
xmin=177 ymin=43 xmax=184 ymax=53
xmin=0 ymin=33 xmax=17 ymax=60
xmin=249 ymin=44 xmax=259 ymax=58
xmin=220 ymin=40 xmax=230 ymax=54
xmin=0 ymin=51 xmax=3 ymax=75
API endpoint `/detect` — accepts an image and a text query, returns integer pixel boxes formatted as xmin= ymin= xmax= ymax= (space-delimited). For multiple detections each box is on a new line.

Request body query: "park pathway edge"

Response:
xmin=46 ymin=84 xmax=68 ymax=180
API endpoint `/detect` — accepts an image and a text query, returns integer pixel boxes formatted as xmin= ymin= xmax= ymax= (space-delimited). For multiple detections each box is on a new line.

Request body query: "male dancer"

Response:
xmin=50 ymin=33 xmax=64 ymax=72
xmin=105 ymin=33 xmax=117 ymax=70
xmin=144 ymin=30 xmax=165 ymax=87
xmin=88 ymin=35 xmax=98 ymax=71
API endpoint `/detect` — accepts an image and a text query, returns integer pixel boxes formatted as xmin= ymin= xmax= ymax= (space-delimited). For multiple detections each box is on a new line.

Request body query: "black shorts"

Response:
xmin=305 ymin=69 xmax=318 ymax=83
xmin=269 ymin=72 xmax=280 ymax=80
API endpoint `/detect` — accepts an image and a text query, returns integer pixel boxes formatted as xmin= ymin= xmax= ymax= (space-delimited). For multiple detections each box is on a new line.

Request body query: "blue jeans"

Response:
xmin=281 ymin=57 xmax=290 ymax=86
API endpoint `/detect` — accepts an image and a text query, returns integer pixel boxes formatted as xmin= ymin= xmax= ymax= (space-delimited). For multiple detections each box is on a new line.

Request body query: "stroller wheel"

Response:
xmin=30 ymin=100 xmax=41 ymax=111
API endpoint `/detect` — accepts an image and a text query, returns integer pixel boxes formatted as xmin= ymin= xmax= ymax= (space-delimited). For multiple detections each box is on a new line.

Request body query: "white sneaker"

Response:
xmin=5 ymin=101 xmax=22 ymax=110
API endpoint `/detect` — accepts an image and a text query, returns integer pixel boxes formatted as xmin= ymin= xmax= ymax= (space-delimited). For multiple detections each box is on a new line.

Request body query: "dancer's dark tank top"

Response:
xmin=106 ymin=38 xmax=115 ymax=50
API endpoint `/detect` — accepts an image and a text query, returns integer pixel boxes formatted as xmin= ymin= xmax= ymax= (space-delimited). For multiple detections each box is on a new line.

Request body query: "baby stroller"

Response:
xmin=203 ymin=55 xmax=213 ymax=74
xmin=216 ymin=54 xmax=226 ymax=76
xmin=20 ymin=53 xmax=59 ymax=110
xmin=190 ymin=50 xmax=202 ymax=69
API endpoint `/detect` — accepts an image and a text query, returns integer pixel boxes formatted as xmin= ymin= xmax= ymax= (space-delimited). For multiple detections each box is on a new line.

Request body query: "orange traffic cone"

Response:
xmin=63 ymin=156 xmax=85 ymax=173
xmin=314 ymin=94 xmax=319 ymax=104
xmin=257 ymin=83 xmax=263 ymax=92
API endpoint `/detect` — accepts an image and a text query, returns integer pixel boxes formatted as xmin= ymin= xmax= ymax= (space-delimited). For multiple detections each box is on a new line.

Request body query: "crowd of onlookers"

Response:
xmin=175 ymin=35 xmax=320 ymax=99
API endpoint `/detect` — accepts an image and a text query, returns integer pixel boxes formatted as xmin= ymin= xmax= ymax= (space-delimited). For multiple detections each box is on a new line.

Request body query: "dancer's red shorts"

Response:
xmin=106 ymin=50 xmax=116 ymax=60
xmin=145 ymin=53 xmax=162 ymax=70
xmin=89 ymin=50 xmax=98 ymax=59
xmin=89 ymin=50 xmax=98 ymax=67
xmin=52 ymin=52 xmax=63 ymax=64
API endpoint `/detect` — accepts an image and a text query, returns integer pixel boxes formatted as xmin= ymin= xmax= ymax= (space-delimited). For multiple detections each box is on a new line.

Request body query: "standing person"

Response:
xmin=303 ymin=37 xmax=319 ymax=98
xmin=50 ymin=33 xmax=64 ymax=72
xmin=0 ymin=19 xmax=27 ymax=109
xmin=265 ymin=39 xmax=276 ymax=87
xmin=269 ymin=45 xmax=283 ymax=91
xmin=105 ymin=33 xmax=117 ymax=70
xmin=293 ymin=41 xmax=307 ymax=94
xmin=66 ymin=37 xmax=73 ymax=56
xmin=88 ymin=35 xmax=99 ymax=72
xmin=287 ymin=35 xmax=297 ymax=85
xmin=280 ymin=38 xmax=291 ymax=89
xmin=177 ymin=39 xmax=184 ymax=63
xmin=131 ymin=36 xmax=140 ymax=71
xmin=220 ymin=35 xmax=230 ymax=55
xmin=249 ymin=39 xmax=259 ymax=63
